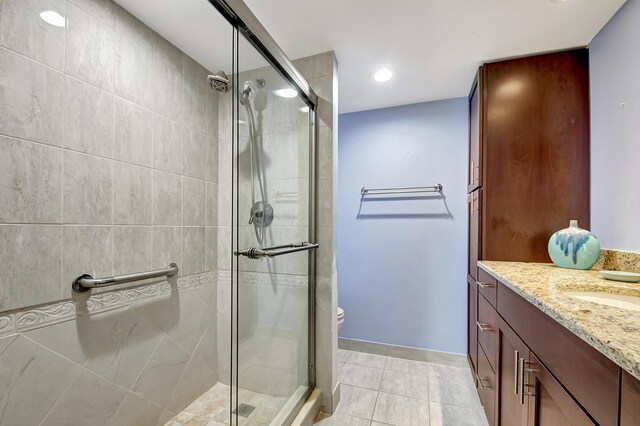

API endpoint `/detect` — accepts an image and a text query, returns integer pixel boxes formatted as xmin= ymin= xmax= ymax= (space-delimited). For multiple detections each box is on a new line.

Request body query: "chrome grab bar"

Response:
xmin=361 ymin=184 xmax=442 ymax=196
xmin=72 ymin=263 xmax=179 ymax=293
xmin=234 ymin=242 xmax=319 ymax=260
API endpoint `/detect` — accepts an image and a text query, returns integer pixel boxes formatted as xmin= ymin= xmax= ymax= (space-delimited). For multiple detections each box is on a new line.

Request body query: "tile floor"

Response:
xmin=314 ymin=348 xmax=488 ymax=426
xmin=165 ymin=347 xmax=488 ymax=426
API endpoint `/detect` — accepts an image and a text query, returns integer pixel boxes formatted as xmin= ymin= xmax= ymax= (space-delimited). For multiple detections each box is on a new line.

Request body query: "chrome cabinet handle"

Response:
xmin=476 ymin=321 xmax=491 ymax=332
xmin=470 ymin=160 xmax=479 ymax=184
xmin=477 ymin=375 xmax=491 ymax=389
xmin=477 ymin=282 xmax=494 ymax=289
xmin=514 ymin=350 xmax=520 ymax=395
xmin=519 ymin=357 xmax=526 ymax=404
xmin=519 ymin=357 xmax=537 ymax=404
xmin=470 ymin=161 xmax=474 ymax=185
xmin=234 ymin=242 xmax=318 ymax=259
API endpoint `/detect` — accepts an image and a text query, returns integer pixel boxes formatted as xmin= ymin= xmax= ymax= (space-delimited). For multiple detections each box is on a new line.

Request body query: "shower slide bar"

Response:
xmin=360 ymin=184 xmax=443 ymax=196
xmin=234 ymin=242 xmax=319 ymax=260
xmin=72 ymin=263 xmax=179 ymax=293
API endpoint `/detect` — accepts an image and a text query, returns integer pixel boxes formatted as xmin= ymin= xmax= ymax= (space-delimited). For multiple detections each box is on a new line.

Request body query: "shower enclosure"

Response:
xmin=0 ymin=0 xmax=318 ymax=424
xmin=224 ymin=7 xmax=319 ymax=425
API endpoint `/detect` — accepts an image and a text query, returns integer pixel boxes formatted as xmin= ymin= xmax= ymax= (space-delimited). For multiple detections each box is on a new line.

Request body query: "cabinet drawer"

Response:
xmin=498 ymin=282 xmax=619 ymax=426
xmin=477 ymin=345 xmax=496 ymax=426
xmin=477 ymin=268 xmax=497 ymax=307
xmin=477 ymin=293 xmax=498 ymax=371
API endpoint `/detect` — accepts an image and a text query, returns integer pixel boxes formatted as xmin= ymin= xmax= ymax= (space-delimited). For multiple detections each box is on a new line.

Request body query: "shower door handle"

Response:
xmin=234 ymin=242 xmax=319 ymax=259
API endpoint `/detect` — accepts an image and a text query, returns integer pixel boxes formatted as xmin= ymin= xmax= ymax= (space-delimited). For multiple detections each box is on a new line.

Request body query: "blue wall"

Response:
xmin=337 ymin=98 xmax=468 ymax=354
xmin=589 ymin=0 xmax=640 ymax=252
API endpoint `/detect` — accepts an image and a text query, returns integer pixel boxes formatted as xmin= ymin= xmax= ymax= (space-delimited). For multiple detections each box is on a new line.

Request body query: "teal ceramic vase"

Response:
xmin=548 ymin=220 xmax=600 ymax=270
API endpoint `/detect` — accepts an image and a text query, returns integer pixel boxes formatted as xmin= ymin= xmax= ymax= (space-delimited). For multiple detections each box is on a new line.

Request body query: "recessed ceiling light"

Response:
xmin=274 ymin=88 xmax=298 ymax=98
xmin=299 ymin=106 xmax=310 ymax=113
xmin=40 ymin=11 xmax=66 ymax=27
xmin=373 ymin=68 xmax=393 ymax=83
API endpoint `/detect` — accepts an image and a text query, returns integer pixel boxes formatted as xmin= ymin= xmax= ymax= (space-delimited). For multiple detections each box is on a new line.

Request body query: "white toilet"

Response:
xmin=337 ymin=307 xmax=345 ymax=330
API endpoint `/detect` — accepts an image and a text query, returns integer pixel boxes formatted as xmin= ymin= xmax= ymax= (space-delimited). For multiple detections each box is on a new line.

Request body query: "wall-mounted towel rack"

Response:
xmin=72 ymin=263 xmax=179 ymax=292
xmin=361 ymin=184 xmax=443 ymax=196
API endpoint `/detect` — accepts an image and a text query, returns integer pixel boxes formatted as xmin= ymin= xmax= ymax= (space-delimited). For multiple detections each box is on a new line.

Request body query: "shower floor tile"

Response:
xmin=165 ymin=382 xmax=301 ymax=426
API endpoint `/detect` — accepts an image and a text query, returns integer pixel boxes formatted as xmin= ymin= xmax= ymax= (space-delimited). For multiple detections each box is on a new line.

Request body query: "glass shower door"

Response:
xmin=230 ymin=34 xmax=316 ymax=425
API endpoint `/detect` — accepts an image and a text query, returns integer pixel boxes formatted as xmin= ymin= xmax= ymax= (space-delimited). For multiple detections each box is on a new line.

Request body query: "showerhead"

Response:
xmin=207 ymin=72 xmax=265 ymax=100
xmin=208 ymin=71 xmax=231 ymax=93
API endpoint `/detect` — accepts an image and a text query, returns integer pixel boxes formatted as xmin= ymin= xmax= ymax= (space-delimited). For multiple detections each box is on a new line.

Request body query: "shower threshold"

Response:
xmin=165 ymin=382 xmax=309 ymax=426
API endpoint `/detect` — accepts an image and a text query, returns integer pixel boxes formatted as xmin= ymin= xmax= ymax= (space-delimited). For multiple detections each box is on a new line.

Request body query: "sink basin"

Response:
xmin=567 ymin=292 xmax=640 ymax=312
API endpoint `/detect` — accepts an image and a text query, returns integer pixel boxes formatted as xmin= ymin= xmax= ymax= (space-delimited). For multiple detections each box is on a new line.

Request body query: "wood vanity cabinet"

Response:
xmin=467 ymin=48 xmax=591 ymax=384
xmin=466 ymin=48 xmax=590 ymax=266
xmin=473 ymin=273 xmax=627 ymax=426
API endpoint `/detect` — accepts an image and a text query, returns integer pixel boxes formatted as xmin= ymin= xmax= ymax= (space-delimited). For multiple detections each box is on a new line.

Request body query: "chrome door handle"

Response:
xmin=477 ymin=282 xmax=494 ymax=289
xmin=234 ymin=242 xmax=319 ymax=259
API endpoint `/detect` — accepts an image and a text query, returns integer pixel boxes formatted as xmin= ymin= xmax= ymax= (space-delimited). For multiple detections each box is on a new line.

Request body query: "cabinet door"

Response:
xmin=527 ymin=352 xmax=594 ymax=426
xmin=621 ymin=370 xmax=640 ymax=425
xmin=468 ymin=69 xmax=482 ymax=192
xmin=468 ymin=279 xmax=478 ymax=375
xmin=468 ymin=189 xmax=482 ymax=280
xmin=498 ymin=318 xmax=528 ymax=426
xmin=482 ymin=50 xmax=590 ymax=262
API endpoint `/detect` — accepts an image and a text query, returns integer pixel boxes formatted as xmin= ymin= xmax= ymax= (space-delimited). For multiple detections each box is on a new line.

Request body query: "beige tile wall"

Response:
xmin=0 ymin=0 xmax=221 ymax=423
xmin=0 ymin=0 xmax=218 ymax=310
xmin=292 ymin=51 xmax=340 ymax=414
xmin=0 ymin=0 xmax=338 ymax=423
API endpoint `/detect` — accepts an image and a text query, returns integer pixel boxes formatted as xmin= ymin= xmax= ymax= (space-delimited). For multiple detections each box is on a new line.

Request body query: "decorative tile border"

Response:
xmin=240 ymin=271 xmax=308 ymax=287
xmin=0 ymin=313 xmax=14 ymax=337
xmin=2 ymin=271 xmax=217 ymax=335
xmin=15 ymin=301 xmax=76 ymax=332
xmin=0 ymin=270 xmax=306 ymax=336
xmin=216 ymin=269 xmax=308 ymax=288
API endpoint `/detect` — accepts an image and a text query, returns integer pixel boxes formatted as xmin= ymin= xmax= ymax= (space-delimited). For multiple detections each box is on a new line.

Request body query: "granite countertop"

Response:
xmin=478 ymin=261 xmax=640 ymax=380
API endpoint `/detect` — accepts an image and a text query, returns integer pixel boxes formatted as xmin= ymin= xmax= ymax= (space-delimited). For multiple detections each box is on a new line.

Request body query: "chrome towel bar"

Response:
xmin=235 ymin=242 xmax=319 ymax=260
xmin=361 ymin=184 xmax=443 ymax=196
xmin=72 ymin=263 xmax=179 ymax=293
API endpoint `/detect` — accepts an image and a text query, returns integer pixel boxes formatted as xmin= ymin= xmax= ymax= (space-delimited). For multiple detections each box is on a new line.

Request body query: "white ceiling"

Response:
xmin=119 ymin=0 xmax=626 ymax=113
xmin=116 ymin=0 xmax=268 ymax=74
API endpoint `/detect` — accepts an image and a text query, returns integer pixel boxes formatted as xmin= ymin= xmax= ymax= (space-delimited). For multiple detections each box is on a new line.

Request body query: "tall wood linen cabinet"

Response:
xmin=466 ymin=49 xmax=591 ymax=425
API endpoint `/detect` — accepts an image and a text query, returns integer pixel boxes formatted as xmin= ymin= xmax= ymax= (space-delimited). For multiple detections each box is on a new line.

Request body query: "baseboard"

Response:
xmin=338 ymin=337 xmax=467 ymax=367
